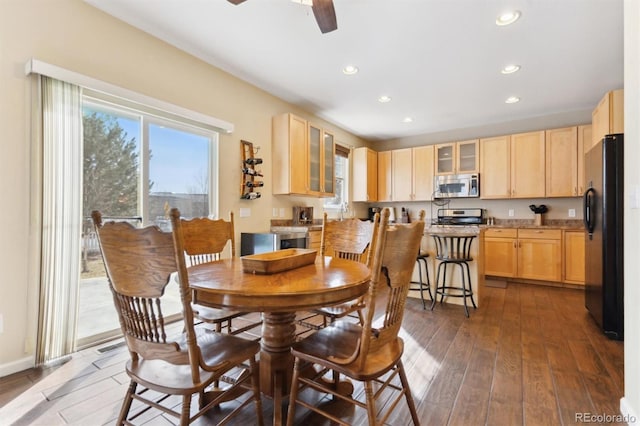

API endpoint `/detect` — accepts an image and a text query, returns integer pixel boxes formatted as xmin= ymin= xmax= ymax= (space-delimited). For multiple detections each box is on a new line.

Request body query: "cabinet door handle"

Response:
xmin=513 ymin=241 xmax=517 ymax=248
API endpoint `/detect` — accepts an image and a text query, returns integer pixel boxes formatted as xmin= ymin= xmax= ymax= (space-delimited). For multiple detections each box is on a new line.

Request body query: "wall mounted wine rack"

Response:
xmin=240 ymin=140 xmax=263 ymax=200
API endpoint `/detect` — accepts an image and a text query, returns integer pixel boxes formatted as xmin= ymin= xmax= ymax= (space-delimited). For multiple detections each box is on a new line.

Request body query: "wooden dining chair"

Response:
xmin=286 ymin=208 xmax=425 ymax=426
xmin=177 ymin=212 xmax=261 ymax=336
xmin=307 ymin=212 xmax=380 ymax=328
xmin=92 ymin=210 xmax=264 ymax=426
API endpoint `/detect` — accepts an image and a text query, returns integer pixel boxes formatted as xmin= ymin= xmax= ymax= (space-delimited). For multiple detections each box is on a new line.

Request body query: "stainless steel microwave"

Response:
xmin=434 ymin=173 xmax=479 ymax=198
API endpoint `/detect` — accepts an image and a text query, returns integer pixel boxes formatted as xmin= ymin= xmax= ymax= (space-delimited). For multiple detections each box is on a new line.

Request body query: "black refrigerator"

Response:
xmin=583 ymin=133 xmax=624 ymax=340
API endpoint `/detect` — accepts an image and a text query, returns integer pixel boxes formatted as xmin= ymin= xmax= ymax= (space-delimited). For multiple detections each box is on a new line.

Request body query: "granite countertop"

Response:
xmin=481 ymin=219 xmax=583 ymax=230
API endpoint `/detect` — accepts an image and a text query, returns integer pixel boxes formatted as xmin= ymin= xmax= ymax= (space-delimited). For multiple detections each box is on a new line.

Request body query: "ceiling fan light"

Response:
xmin=501 ymin=64 xmax=521 ymax=74
xmin=342 ymin=65 xmax=359 ymax=75
xmin=291 ymin=0 xmax=313 ymax=6
xmin=496 ymin=10 xmax=521 ymax=26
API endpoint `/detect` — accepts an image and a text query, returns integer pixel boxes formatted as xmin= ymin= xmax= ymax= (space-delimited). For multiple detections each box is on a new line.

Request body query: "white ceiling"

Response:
xmin=84 ymin=0 xmax=623 ymax=141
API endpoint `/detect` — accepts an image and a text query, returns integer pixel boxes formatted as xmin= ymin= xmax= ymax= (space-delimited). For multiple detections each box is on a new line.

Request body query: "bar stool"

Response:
xmin=410 ymin=252 xmax=432 ymax=309
xmin=430 ymin=234 xmax=477 ymax=317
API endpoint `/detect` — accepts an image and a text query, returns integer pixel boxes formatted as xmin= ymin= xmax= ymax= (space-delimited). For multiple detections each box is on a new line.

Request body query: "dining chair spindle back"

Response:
xmin=286 ymin=208 xmax=425 ymax=425
xmin=177 ymin=213 xmax=261 ymax=335
xmin=91 ymin=210 xmax=263 ymax=426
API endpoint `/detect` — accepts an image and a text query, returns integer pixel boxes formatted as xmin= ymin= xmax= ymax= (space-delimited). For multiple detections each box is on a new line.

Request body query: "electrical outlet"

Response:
xmin=0 ymin=313 xmax=3 ymax=334
xmin=508 ymin=209 xmax=515 ymax=217
xmin=568 ymin=208 xmax=576 ymax=218
xmin=279 ymin=208 xmax=285 ymax=217
xmin=239 ymin=208 xmax=251 ymax=218
xmin=272 ymin=208 xmax=278 ymax=217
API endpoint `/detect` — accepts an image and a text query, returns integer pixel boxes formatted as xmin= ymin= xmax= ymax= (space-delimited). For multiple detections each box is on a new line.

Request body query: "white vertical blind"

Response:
xmin=36 ymin=76 xmax=83 ymax=364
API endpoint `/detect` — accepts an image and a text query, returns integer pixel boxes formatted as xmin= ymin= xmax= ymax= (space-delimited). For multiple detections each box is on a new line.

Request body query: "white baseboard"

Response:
xmin=621 ymin=397 xmax=639 ymax=425
xmin=0 ymin=356 xmax=35 ymax=378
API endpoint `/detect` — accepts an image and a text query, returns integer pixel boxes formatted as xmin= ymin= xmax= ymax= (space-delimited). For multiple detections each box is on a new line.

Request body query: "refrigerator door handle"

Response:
xmin=583 ymin=187 xmax=596 ymax=235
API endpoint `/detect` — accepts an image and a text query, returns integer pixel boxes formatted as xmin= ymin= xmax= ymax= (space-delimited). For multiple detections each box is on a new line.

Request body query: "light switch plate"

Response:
xmin=279 ymin=208 xmax=285 ymax=217
xmin=239 ymin=208 xmax=251 ymax=218
xmin=0 ymin=313 xmax=3 ymax=334
xmin=272 ymin=208 xmax=278 ymax=217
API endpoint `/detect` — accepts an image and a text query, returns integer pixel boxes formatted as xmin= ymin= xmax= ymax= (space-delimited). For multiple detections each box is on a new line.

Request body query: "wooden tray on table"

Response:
xmin=241 ymin=248 xmax=317 ymax=275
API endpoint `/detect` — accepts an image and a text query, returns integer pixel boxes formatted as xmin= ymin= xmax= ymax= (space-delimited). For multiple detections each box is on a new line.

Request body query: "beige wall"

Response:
xmin=0 ymin=0 xmax=369 ymax=372
xmin=623 ymin=0 xmax=639 ymax=421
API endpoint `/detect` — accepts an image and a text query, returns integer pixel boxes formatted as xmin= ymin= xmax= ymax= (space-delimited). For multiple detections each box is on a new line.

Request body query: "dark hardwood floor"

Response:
xmin=0 ymin=283 xmax=624 ymax=425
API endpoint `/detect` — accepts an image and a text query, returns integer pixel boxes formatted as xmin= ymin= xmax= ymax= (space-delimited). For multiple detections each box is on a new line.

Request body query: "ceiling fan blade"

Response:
xmin=227 ymin=0 xmax=246 ymax=5
xmin=311 ymin=0 xmax=337 ymax=33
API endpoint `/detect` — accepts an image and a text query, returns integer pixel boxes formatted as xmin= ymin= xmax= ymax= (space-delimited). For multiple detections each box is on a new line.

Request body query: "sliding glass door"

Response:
xmin=77 ymin=98 xmax=216 ymax=348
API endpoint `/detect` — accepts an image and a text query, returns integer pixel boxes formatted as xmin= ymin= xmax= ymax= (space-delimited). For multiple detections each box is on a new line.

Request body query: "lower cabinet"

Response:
xmin=308 ymin=230 xmax=321 ymax=251
xmin=517 ymin=229 xmax=562 ymax=282
xmin=484 ymin=228 xmax=518 ymax=277
xmin=484 ymin=228 xmax=565 ymax=283
xmin=564 ymin=231 xmax=585 ymax=284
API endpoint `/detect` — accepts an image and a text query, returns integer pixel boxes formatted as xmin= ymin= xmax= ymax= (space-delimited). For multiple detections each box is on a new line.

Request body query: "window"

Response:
xmin=82 ymin=96 xmax=218 ymax=228
xmin=324 ymin=144 xmax=350 ymax=210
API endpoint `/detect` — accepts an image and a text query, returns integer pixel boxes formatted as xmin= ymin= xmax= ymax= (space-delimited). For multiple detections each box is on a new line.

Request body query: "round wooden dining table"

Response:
xmin=188 ymin=255 xmax=370 ymax=425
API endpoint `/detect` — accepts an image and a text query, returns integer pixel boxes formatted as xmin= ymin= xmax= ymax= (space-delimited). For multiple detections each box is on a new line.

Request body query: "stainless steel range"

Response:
xmin=436 ymin=208 xmax=484 ymax=225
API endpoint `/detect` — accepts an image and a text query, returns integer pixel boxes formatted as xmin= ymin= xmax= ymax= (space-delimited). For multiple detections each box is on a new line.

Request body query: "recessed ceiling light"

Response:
xmin=501 ymin=64 xmax=521 ymax=74
xmin=378 ymin=95 xmax=392 ymax=103
xmin=342 ymin=65 xmax=359 ymax=75
xmin=496 ymin=10 xmax=521 ymax=26
xmin=402 ymin=117 xmax=413 ymax=123
xmin=505 ymin=96 xmax=520 ymax=104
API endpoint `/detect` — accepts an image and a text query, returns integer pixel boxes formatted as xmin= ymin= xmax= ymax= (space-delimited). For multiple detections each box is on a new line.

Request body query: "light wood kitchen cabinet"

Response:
xmin=377 ymin=151 xmax=392 ymax=202
xmin=517 ymin=229 xmax=562 ymax=282
xmin=592 ymin=89 xmax=624 ymax=147
xmin=546 ymin=126 xmax=578 ymax=197
xmin=391 ymin=148 xmax=413 ymax=201
xmin=308 ymin=123 xmax=334 ymax=196
xmin=412 ymin=145 xmax=435 ymax=200
xmin=479 ymin=135 xmax=511 ymax=199
xmin=564 ymin=230 xmax=585 ymax=284
xmin=484 ymin=228 xmax=562 ymax=283
xmin=272 ymin=113 xmax=308 ymax=195
xmin=434 ymin=139 xmax=478 ymax=175
xmin=484 ymin=228 xmax=518 ymax=277
xmin=577 ymin=124 xmax=592 ymax=195
xmin=390 ymin=146 xmax=435 ymax=201
xmin=352 ymin=147 xmax=378 ymax=202
xmin=511 ymin=131 xmax=546 ymax=198
xmin=272 ymin=113 xmax=334 ymax=197
xmin=308 ymin=229 xmax=322 ymax=251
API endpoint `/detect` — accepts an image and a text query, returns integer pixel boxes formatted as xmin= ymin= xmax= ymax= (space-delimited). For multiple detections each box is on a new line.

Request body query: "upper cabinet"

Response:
xmin=592 ymin=89 xmax=624 ymax=147
xmin=377 ymin=151 xmax=392 ymax=202
xmin=510 ymin=131 xmax=546 ymax=198
xmin=390 ymin=146 xmax=435 ymax=202
xmin=434 ymin=139 xmax=478 ymax=175
xmin=577 ymin=124 xmax=592 ymax=195
xmin=479 ymin=135 xmax=511 ymax=199
xmin=480 ymin=131 xmax=545 ymax=199
xmin=352 ymin=147 xmax=378 ymax=202
xmin=272 ymin=113 xmax=334 ymax=197
xmin=545 ymin=126 xmax=578 ymax=197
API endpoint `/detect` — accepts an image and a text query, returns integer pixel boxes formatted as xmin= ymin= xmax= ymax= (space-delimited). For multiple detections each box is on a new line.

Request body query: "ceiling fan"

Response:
xmin=227 ymin=0 xmax=338 ymax=34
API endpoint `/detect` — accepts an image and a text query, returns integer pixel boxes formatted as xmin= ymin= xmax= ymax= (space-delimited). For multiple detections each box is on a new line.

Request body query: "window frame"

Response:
xmin=82 ymin=95 xmax=219 ymax=224
xmin=323 ymin=145 xmax=350 ymax=210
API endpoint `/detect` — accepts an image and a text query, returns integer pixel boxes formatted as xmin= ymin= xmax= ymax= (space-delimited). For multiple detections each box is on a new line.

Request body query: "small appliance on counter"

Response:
xmin=292 ymin=206 xmax=313 ymax=225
